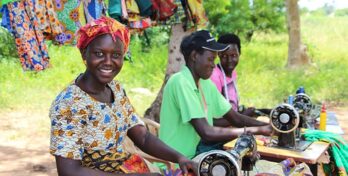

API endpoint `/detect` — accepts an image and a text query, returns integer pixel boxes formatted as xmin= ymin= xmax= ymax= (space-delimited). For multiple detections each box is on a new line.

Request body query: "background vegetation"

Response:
xmin=0 ymin=11 xmax=348 ymax=116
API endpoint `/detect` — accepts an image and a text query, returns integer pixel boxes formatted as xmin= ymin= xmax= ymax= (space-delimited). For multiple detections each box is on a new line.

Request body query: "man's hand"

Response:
xmin=177 ymin=156 xmax=198 ymax=175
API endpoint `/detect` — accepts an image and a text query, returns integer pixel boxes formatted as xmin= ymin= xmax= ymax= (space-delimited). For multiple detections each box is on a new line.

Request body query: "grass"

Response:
xmin=0 ymin=15 xmax=347 ymax=116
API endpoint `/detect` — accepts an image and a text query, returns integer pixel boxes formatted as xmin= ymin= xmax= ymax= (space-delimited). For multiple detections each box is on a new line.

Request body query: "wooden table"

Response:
xmin=224 ymin=140 xmax=330 ymax=175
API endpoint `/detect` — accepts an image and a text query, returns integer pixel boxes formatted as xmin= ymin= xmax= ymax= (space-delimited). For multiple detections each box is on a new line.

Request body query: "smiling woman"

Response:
xmin=48 ymin=16 xmax=196 ymax=176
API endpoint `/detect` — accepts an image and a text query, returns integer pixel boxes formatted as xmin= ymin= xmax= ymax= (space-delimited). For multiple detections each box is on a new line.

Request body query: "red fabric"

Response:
xmin=121 ymin=154 xmax=150 ymax=173
xmin=76 ymin=16 xmax=130 ymax=51
xmin=151 ymin=0 xmax=177 ymax=21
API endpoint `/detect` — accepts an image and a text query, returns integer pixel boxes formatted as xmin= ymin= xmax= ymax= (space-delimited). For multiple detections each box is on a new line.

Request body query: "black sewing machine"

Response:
xmin=192 ymin=132 xmax=257 ymax=176
xmin=269 ymin=93 xmax=314 ymax=151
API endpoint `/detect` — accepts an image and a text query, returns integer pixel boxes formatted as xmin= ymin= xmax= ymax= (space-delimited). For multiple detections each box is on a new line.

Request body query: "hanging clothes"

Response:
xmin=108 ymin=0 xmax=122 ymax=21
xmin=53 ymin=0 xmax=86 ymax=44
xmin=83 ymin=0 xmax=106 ymax=23
xmin=186 ymin=0 xmax=208 ymax=29
xmin=32 ymin=0 xmax=64 ymax=44
xmin=7 ymin=0 xmax=50 ymax=71
xmin=125 ymin=0 xmax=151 ymax=30
xmin=1 ymin=5 xmax=14 ymax=34
xmin=135 ymin=0 xmax=152 ymax=17
xmin=150 ymin=0 xmax=177 ymax=21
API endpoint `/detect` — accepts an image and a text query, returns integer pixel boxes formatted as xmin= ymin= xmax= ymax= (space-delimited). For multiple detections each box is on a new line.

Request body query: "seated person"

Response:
xmin=49 ymin=16 xmax=195 ymax=176
xmin=159 ymin=30 xmax=273 ymax=159
xmin=211 ymin=33 xmax=271 ymax=117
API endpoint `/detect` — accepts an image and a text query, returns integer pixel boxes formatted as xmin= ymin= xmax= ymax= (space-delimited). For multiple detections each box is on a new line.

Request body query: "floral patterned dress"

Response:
xmin=49 ymin=78 xmax=150 ymax=173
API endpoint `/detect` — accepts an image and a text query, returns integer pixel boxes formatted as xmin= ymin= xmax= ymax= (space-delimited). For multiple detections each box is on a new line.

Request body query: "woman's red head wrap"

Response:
xmin=76 ymin=16 xmax=130 ymax=52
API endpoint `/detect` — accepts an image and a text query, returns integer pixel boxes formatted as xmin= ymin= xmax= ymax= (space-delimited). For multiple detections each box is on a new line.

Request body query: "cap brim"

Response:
xmin=202 ymin=41 xmax=229 ymax=52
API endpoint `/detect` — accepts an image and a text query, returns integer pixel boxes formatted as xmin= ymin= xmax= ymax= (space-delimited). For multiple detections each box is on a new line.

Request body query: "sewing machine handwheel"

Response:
xmin=270 ymin=104 xmax=300 ymax=133
xmin=293 ymin=93 xmax=312 ymax=114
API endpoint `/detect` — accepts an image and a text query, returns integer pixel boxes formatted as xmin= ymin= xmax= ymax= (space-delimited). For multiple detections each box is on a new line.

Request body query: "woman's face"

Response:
xmin=218 ymin=44 xmax=240 ymax=74
xmin=193 ymin=49 xmax=217 ymax=80
xmin=83 ymin=34 xmax=124 ymax=84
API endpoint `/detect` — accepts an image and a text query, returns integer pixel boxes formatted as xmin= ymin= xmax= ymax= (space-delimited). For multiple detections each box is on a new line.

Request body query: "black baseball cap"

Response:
xmin=190 ymin=30 xmax=229 ymax=52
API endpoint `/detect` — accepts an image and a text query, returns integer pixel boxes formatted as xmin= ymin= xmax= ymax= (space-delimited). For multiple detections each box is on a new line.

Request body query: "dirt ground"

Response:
xmin=0 ymin=106 xmax=347 ymax=176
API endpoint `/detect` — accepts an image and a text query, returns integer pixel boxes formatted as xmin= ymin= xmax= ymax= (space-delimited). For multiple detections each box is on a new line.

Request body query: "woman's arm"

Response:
xmin=192 ymin=117 xmax=272 ymax=143
xmin=55 ymin=156 xmax=160 ymax=176
xmin=127 ymin=125 xmax=196 ymax=174
xmin=223 ymin=108 xmax=269 ymax=127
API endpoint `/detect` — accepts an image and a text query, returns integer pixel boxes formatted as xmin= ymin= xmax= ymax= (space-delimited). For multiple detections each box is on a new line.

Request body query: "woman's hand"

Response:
xmin=177 ymin=156 xmax=198 ymax=175
xmin=258 ymin=124 xmax=273 ymax=136
xmin=241 ymin=107 xmax=256 ymax=117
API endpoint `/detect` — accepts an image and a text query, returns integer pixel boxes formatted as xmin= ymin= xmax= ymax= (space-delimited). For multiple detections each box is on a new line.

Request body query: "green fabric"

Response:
xmin=135 ymin=0 xmax=152 ymax=17
xmin=159 ymin=66 xmax=231 ymax=160
xmin=108 ymin=0 xmax=121 ymax=17
xmin=1 ymin=0 xmax=18 ymax=5
xmin=303 ymin=130 xmax=348 ymax=175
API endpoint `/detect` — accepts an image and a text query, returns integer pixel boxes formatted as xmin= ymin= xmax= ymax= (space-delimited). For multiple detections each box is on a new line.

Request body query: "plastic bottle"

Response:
xmin=319 ymin=103 xmax=327 ymax=131
xmin=288 ymin=95 xmax=294 ymax=105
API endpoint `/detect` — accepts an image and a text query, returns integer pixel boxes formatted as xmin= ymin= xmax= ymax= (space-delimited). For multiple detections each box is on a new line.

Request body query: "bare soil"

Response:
xmin=0 ymin=106 xmax=347 ymax=176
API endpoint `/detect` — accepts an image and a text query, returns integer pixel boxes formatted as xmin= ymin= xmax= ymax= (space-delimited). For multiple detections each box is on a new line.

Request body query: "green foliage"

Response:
xmin=204 ymin=0 xmax=286 ymax=41
xmin=0 ymin=26 xmax=17 ymax=58
xmin=335 ymin=8 xmax=348 ymax=17
xmin=134 ymin=26 xmax=171 ymax=52
xmin=0 ymin=38 xmax=167 ymax=114
xmin=0 ymin=15 xmax=347 ymax=115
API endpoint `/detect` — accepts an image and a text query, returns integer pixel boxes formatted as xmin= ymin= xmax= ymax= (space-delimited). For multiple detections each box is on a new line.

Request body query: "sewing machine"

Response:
xmin=269 ymin=93 xmax=314 ymax=151
xmin=192 ymin=132 xmax=258 ymax=176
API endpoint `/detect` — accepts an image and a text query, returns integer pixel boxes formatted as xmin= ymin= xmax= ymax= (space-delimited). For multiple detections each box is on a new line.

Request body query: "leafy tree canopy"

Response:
xmin=204 ymin=0 xmax=286 ymax=41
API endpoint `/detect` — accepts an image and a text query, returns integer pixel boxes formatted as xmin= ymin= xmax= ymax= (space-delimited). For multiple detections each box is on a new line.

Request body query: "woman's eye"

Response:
xmin=95 ymin=52 xmax=103 ymax=57
xmin=112 ymin=53 xmax=121 ymax=58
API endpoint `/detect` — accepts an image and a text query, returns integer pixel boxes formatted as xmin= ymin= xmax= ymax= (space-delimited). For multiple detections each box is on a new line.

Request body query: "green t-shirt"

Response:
xmin=159 ymin=66 xmax=232 ymax=159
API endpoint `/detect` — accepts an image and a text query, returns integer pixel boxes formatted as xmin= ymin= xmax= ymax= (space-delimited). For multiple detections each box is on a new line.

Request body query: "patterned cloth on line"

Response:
xmin=7 ymin=0 xmax=50 ymax=71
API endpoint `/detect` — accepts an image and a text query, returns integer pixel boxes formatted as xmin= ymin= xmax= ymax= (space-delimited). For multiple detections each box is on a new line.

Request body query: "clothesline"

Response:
xmin=0 ymin=0 xmax=208 ymax=71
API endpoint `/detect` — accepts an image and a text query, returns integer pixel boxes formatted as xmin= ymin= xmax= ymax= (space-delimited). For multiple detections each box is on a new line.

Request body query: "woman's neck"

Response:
xmin=218 ymin=64 xmax=233 ymax=77
xmin=78 ymin=72 xmax=107 ymax=94
xmin=224 ymin=70 xmax=232 ymax=77
xmin=187 ymin=65 xmax=200 ymax=88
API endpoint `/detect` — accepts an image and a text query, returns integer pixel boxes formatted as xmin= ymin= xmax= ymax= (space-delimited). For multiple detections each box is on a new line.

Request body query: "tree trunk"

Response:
xmin=143 ymin=24 xmax=191 ymax=123
xmin=286 ymin=0 xmax=310 ymax=68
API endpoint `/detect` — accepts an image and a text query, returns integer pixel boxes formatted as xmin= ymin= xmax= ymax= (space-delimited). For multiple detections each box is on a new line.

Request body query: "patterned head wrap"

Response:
xmin=76 ymin=16 xmax=130 ymax=52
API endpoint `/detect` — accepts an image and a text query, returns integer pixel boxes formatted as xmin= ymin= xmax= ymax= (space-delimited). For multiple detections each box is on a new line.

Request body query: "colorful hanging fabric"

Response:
xmin=7 ymin=0 xmax=49 ymax=71
xmin=32 ymin=0 xmax=64 ymax=44
xmin=108 ymin=0 xmax=122 ymax=21
xmin=83 ymin=0 xmax=105 ymax=23
xmin=151 ymin=0 xmax=177 ymax=21
xmin=121 ymin=0 xmax=128 ymax=20
xmin=53 ymin=0 xmax=86 ymax=44
xmin=135 ymin=0 xmax=152 ymax=17
xmin=0 ymin=4 xmax=14 ymax=34
xmin=125 ymin=0 xmax=151 ymax=30
xmin=186 ymin=0 xmax=208 ymax=29
xmin=128 ymin=17 xmax=151 ymax=29
xmin=157 ymin=0 xmax=185 ymax=25
xmin=126 ymin=0 xmax=139 ymax=14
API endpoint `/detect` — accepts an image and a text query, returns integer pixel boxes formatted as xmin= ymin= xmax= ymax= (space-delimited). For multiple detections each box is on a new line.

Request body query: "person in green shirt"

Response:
xmin=159 ymin=30 xmax=273 ymax=160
